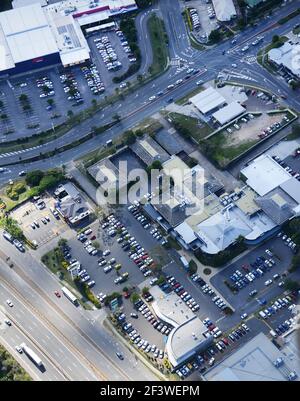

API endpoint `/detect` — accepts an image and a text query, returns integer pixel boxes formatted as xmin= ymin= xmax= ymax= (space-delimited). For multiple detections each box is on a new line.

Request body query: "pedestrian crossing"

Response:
xmin=0 ymin=144 xmax=43 ymax=158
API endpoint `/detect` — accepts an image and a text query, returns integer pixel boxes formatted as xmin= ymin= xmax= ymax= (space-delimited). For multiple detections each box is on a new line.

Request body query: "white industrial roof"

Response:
xmin=0 ymin=26 xmax=15 ymax=70
xmin=241 ymin=154 xmax=291 ymax=196
xmin=175 ymin=222 xmax=197 ymax=244
xmin=166 ymin=317 xmax=210 ymax=367
xmin=212 ymin=101 xmax=245 ymax=125
xmin=47 ymin=11 xmax=90 ymax=66
xmin=204 ymin=333 xmax=298 ymax=381
xmin=190 ymin=87 xmax=226 ymax=115
xmin=269 ymin=42 xmax=300 ymax=78
xmin=12 ymin=0 xmax=47 ymax=8
xmin=280 ymin=178 xmax=300 ymax=204
xmin=0 ymin=4 xmax=58 ymax=65
xmin=212 ymin=0 xmax=237 ymax=22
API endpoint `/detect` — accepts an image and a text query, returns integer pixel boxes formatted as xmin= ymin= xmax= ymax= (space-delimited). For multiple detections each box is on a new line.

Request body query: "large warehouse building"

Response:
xmin=0 ymin=0 xmax=137 ymax=76
xmin=0 ymin=3 xmax=61 ymax=74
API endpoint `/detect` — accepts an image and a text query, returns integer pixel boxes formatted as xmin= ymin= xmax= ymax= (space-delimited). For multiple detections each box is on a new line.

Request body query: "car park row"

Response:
xmin=190 ymin=273 xmax=229 ymax=312
xmin=228 ymin=249 xmax=283 ymax=293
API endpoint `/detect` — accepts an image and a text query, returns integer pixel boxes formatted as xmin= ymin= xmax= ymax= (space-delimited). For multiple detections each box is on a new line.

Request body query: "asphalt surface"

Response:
xmin=0 ymin=0 xmax=300 ymax=179
xmin=0 ymin=237 xmax=158 ymax=381
xmin=211 ymin=237 xmax=300 ymax=317
xmin=0 ymin=1 xmax=300 ymax=381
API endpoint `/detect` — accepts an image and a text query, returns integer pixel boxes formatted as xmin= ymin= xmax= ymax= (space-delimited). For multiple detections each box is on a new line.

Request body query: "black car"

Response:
xmin=116 ymin=352 xmax=124 ymax=360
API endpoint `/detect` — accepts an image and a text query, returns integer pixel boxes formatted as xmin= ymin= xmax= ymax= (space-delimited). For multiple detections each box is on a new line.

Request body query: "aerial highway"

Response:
xmin=0 ymin=240 xmax=158 ymax=381
xmin=0 ymin=0 xmax=299 ymax=179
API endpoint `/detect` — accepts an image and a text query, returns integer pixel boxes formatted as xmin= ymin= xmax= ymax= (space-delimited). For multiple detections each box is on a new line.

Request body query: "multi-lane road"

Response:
xmin=0 ymin=240 xmax=158 ymax=381
xmin=0 ymin=0 xmax=300 ymax=381
xmin=0 ymin=0 xmax=300 ymax=181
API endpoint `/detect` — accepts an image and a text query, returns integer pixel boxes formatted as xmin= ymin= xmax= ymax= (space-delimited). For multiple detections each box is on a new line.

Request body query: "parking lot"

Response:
xmin=183 ymin=0 xmax=219 ymax=42
xmin=11 ymin=196 xmax=67 ymax=247
xmin=0 ymin=25 xmax=140 ymax=140
xmin=211 ymin=238 xmax=295 ymax=314
xmin=63 ymin=204 xmax=171 ymax=297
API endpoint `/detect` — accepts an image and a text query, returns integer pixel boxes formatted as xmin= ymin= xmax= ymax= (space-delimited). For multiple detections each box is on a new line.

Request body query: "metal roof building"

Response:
xmin=190 ymin=87 xmax=226 ymax=115
xmin=151 ymin=291 xmax=213 ymax=369
xmin=0 ymin=3 xmax=60 ymax=73
xmin=204 ymin=333 xmax=299 ymax=381
xmin=268 ymin=42 xmax=300 ymax=79
xmin=241 ymin=154 xmax=292 ymax=197
xmin=212 ymin=0 xmax=237 ymax=22
xmin=212 ymin=101 xmax=246 ymax=126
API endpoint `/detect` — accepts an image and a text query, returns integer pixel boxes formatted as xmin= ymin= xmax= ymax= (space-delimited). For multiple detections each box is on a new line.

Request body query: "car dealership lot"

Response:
xmin=211 ymin=238 xmax=294 ymax=313
xmin=11 ymin=195 xmax=67 ymax=246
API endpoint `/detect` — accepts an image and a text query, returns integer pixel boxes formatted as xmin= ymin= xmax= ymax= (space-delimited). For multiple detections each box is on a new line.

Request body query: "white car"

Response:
xmin=149 ymin=96 xmax=156 ymax=101
xmin=15 ymin=346 xmax=22 ymax=354
xmin=103 ymin=250 xmax=111 ymax=257
xmin=265 ymin=279 xmax=273 ymax=286
xmin=6 ymin=299 xmax=14 ymax=307
xmin=241 ymin=313 xmax=248 ymax=320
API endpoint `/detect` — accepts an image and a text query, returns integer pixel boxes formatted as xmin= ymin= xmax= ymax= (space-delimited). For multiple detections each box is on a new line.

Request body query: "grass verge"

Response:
xmin=168 ymin=112 xmax=213 ymax=142
xmin=147 ymin=14 xmax=169 ymax=76
xmin=0 ymin=344 xmax=31 ymax=381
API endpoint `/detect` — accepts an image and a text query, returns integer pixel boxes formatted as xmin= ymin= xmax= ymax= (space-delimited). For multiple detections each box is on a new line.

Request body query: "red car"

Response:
xmin=54 ymin=290 xmax=61 ymax=298
xmin=242 ymin=264 xmax=249 ymax=273
xmin=142 ymin=255 xmax=149 ymax=260
xmin=222 ymin=337 xmax=229 ymax=346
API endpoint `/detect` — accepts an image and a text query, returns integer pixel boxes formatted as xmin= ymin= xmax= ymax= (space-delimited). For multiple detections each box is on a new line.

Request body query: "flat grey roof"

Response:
xmin=280 ymin=178 xmax=300 ymax=204
xmin=204 ymin=333 xmax=298 ymax=381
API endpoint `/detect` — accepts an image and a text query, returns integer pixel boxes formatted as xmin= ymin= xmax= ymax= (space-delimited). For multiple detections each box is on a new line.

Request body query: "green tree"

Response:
xmin=188 ymin=260 xmax=197 ymax=275
xmin=58 ymin=238 xmax=68 ymax=248
xmin=19 ymin=94 xmax=28 ymax=103
xmin=130 ymin=292 xmax=140 ymax=303
xmin=123 ymin=130 xmax=136 ymax=145
xmin=156 ymin=275 xmax=165 ymax=286
xmin=272 ymin=35 xmax=279 ymax=44
xmin=284 ymin=279 xmax=300 ymax=292
xmin=142 ymin=286 xmax=149 ymax=294
xmin=47 ymin=98 xmax=54 ymax=106
xmin=92 ymin=241 xmax=100 ymax=249
xmin=67 ymin=110 xmax=74 ymax=119
xmin=25 ymin=170 xmax=44 ymax=187
xmin=209 ymin=29 xmax=221 ymax=43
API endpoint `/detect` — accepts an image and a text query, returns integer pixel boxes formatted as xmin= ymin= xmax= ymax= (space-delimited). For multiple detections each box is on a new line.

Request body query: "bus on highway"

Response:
xmin=61 ymin=286 xmax=78 ymax=305
xmin=20 ymin=343 xmax=43 ymax=368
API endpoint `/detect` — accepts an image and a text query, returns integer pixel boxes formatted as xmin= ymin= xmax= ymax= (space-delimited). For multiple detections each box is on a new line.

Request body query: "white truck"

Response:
xmin=20 ymin=343 xmax=43 ymax=368
xmin=180 ymin=256 xmax=189 ymax=270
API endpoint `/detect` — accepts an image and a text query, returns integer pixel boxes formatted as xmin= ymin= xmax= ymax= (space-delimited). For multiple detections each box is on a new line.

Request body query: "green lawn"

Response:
xmin=0 ymin=181 xmax=33 ymax=211
xmin=147 ymin=14 xmax=169 ymax=76
xmin=200 ymin=132 xmax=258 ymax=169
xmin=169 ymin=112 xmax=213 ymax=142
